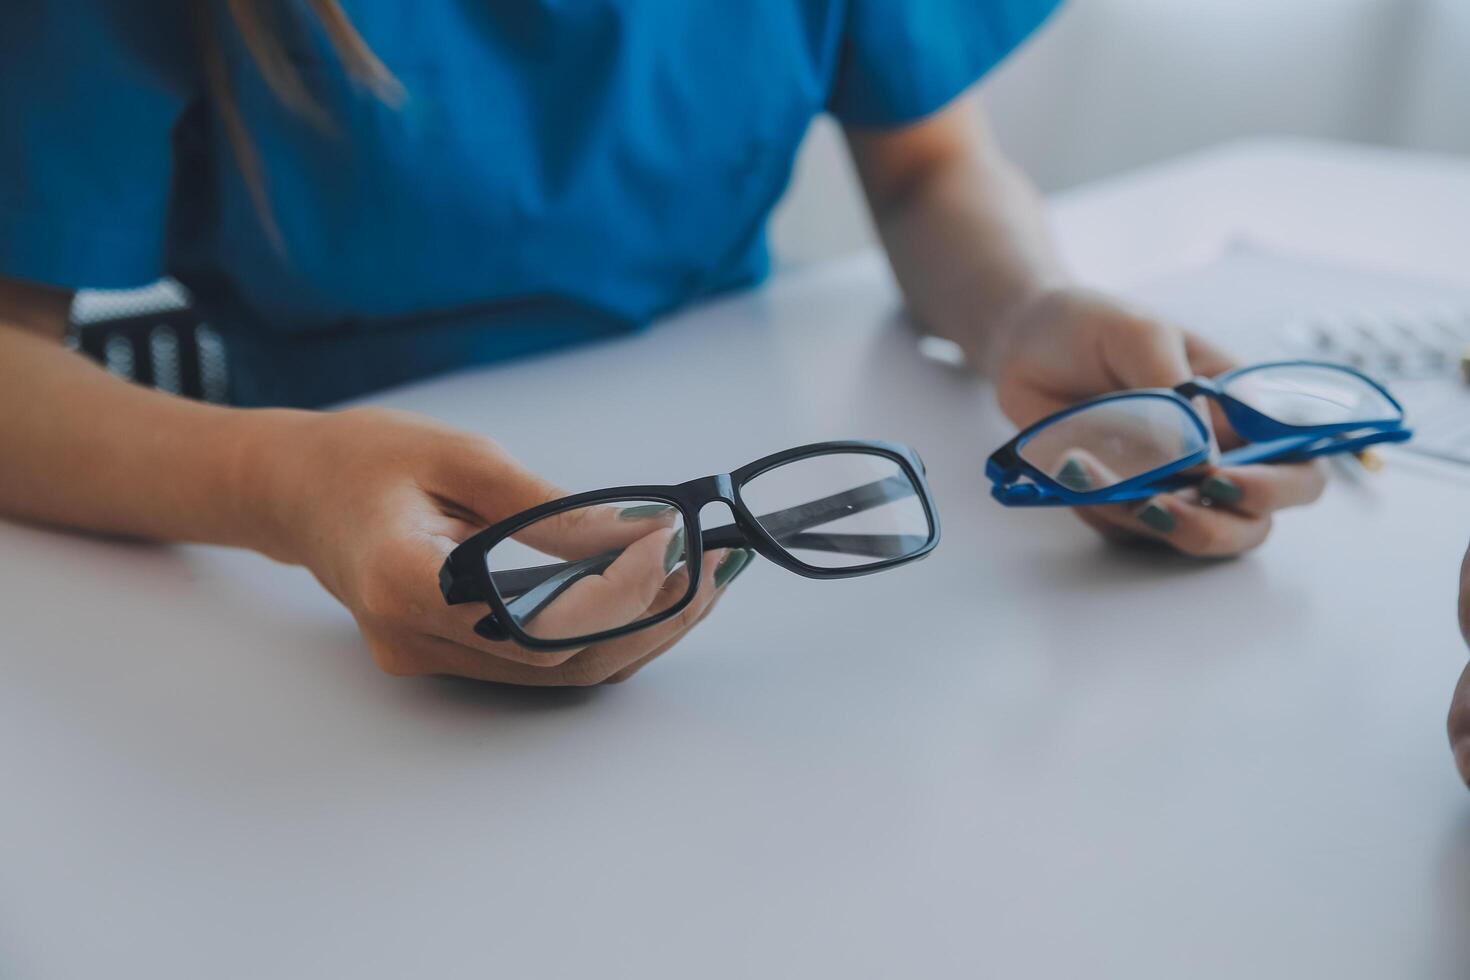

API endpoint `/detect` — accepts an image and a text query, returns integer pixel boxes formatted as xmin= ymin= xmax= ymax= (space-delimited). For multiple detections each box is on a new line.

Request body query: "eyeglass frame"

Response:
xmin=986 ymin=359 xmax=1413 ymax=507
xmin=440 ymin=439 xmax=941 ymax=649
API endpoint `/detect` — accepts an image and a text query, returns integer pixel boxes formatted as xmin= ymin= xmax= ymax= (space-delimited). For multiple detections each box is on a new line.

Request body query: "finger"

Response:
xmin=1057 ymin=430 xmax=1326 ymax=521
xmin=409 ymin=559 xmax=712 ymax=682
xmin=395 ymin=508 xmax=689 ymax=674
xmin=1183 ymin=332 xmax=1250 ymax=449
xmin=1099 ymin=318 xmax=1221 ymax=449
xmin=513 ymin=500 xmax=681 ymax=560
xmin=1049 ymin=447 xmax=1120 ymax=493
xmin=1205 ymin=400 xmax=1245 ymax=451
xmin=437 ymin=559 xmax=697 ymax=674
xmin=1100 ymin=494 xmax=1272 ymax=557
xmin=1074 ymin=506 xmax=1144 ymax=545
xmin=411 ymin=518 xmax=679 ymax=666
xmin=1184 ymin=332 xmax=1238 ymax=377
xmin=426 ymin=437 xmax=683 ymax=560
xmin=1194 ymin=461 xmax=1328 ymax=517
xmin=548 ymin=548 xmax=731 ymax=687
xmin=363 ymin=614 xmax=599 ymax=684
xmin=398 ymin=632 xmax=604 ymax=686
xmin=509 ymin=526 xmax=683 ymax=645
xmin=389 ymin=528 xmax=596 ymax=665
xmin=602 ymin=591 xmax=720 ymax=685
xmin=429 ymin=436 xmax=569 ymax=527
xmin=423 ymin=436 xmax=656 ymax=563
xmin=1102 ymin=317 xmax=1196 ymax=391
xmin=1057 ymin=442 xmax=1284 ymax=557
xmin=603 ymin=549 xmax=755 ymax=684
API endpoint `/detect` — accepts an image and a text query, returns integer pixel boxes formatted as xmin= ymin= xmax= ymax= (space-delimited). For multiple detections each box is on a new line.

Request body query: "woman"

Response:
xmin=0 ymin=1 xmax=1326 ymax=685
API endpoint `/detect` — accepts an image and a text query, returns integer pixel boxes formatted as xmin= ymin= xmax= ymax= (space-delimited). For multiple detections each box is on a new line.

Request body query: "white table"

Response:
xmin=5 ymin=140 xmax=1470 ymax=979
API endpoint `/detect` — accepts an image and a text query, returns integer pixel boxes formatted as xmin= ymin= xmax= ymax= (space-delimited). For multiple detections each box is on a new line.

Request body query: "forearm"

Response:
xmin=0 ymin=320 xmax=302 ymax=556
xmin=850 ymin=103 xmax=1068 ymax=375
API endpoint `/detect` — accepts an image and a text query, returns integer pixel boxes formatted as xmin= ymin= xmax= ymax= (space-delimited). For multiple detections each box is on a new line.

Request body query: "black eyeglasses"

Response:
xmin=440 ymin=441 xmax=941 ymax=650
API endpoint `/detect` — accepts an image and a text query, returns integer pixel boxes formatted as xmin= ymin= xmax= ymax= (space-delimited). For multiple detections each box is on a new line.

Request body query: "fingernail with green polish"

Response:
xmin=663 ymin=528 xmax=686 ymax=573
xmin=715 ymin=549 xmax=755 ymax=588
xmin=1056 ymin=457 xmax=1092 ymax=492
xmin=1199 ymin=475 xmax=1243 ymax=507
xmin=619 ymin=503 xmax=675 ymax=521
xmin=730 ymin=549 xmax=757 ymax=585
xmin=1133 ymin=500 xmax=1176 ymax=534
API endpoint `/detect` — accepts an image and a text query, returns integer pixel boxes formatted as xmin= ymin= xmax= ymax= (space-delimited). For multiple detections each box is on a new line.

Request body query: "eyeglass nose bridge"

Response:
xmin=1173 ymin=377 xmax=1217 ymax=400
xmin=678 ymin=472 xmax=737 ymax=505
xmin=676 ymin=474 xmax=757 ymax=554
xmin=670 ymin=474 xmax=754 ymax=554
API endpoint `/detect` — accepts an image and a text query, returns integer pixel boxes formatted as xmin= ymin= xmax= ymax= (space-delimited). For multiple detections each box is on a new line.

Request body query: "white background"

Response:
xmin=771 ymin=0 xmax=1470 ymax=262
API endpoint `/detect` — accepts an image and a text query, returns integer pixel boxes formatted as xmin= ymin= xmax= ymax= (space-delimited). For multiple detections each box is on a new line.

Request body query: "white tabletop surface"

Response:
xmin=5 ymin=140 xmax=1470 ymax=979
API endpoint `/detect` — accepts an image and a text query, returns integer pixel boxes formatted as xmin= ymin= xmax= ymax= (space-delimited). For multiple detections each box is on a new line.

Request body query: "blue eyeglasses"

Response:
xmin=987 ymin=360 xmax=1414 ymax=507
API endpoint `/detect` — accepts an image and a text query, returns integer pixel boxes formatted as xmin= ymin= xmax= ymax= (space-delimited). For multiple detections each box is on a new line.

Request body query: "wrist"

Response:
xmin=221 ymin=406 xmax=323 ymax=564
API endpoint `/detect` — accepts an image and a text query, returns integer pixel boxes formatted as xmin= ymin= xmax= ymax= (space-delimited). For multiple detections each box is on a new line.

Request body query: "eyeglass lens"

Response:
xmin=1221 ymin=364 xmax=1400 ymax=427
xmin=1018 ymin=397 xmax=1207 ymax=492
xmin=484 ymin=499 xmax=692 ymax=642
xmin=739 ymin=452 xmax=931 ymax=569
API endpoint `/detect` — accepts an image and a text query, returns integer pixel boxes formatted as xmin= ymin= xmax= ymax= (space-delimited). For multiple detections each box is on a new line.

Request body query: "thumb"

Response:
xmin=1101 ymin=317 xmax=1217 ymax=451
xmin=431 ymin=436 xmax=568 ymax=529
xmin=1101 ymin=316 xmax=1193 ymax=390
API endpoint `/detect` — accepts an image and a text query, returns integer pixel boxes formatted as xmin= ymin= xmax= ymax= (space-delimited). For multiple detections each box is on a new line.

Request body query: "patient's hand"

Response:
xmin=1451 ymin=544 xmax=1470 ymax=785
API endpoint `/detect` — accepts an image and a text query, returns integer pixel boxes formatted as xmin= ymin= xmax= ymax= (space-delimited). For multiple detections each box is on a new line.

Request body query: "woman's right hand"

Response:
xmin=253 ymin=407 xmax=747 ymax=686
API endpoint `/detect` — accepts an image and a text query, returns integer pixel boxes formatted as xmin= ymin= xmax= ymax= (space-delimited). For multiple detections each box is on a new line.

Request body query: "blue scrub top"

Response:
xmin=0 ymin=0 xmax=1061 ymax=406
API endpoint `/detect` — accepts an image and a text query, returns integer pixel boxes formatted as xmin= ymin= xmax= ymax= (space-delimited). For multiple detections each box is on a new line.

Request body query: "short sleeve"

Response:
xmin=828 ymin=0 xmax=1063 ymax=127
xmin=0 ymin=2 xmax=191 ymax=289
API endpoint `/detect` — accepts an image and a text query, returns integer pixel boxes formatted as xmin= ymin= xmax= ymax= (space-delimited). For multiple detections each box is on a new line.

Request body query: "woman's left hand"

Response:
xmin=991 ymin=286 xmax=1328 ymax=556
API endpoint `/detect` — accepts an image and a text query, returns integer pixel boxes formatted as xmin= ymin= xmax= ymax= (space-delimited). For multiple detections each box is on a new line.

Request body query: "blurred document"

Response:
xmin=1125 ymin=243 xmax=1470 ymax=468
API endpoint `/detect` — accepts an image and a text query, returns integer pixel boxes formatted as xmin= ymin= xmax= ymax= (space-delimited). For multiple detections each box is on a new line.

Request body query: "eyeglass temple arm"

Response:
xmin=491 ymin=475 xmax=919 ymax=623
xmin=697 ymin=472 xmax=915 ymax=549
xmin=498 ymin=553 xmax=621 ymax=630
xmin=1215 ymin=426 xmax=1411 ymax=465
xmin=768 ymin=530 xmax=929 ymax=559
xmin=498 ymin=528 xmax=924 ymax=630
xmin=1150 ymin=427 xmax=1411 ymax=490
xmin=1003 ymin=427 xmax=1411 ymax=506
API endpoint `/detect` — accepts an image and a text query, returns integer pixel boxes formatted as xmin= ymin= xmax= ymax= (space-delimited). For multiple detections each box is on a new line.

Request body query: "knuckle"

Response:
xmin=341 ymin=405 xmax=417 ymax=431
xmin=368 ymin=639 xmax=423 ymax=677
xmin=1179 ymin=518 xmax=1226 ymax=557
xmin=1191 ymin=515 xmax=1268 ymax=557
xmin=1196 ymin=525 xmax=1232 ymax=557
xmin=674 ymin=595 xmax=711 ymax=632
xmin=1305 ymin=466 xmax=1329 ymax=502
xmin=1120 ymin=314 xmax=1171 ymax=348
xmin=449 ymin=431 xmax=507 ymax=464
xmin=358 ymin=568 xmax=408 ymax=620
xmin=555 ymin=503 xmax=594 ymax=535
xmin=1240 ymin=516 xmax=1273 ymax=554
xmin=522 ymin=646 xmax=579 ymax=669
xmin=360 ymin=539 xmax=439 ymax=622
xmin=557 ymin=657 xmax=610 ymax=688
xmin=1250 ymin=482 xmax=1286 ymax=514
